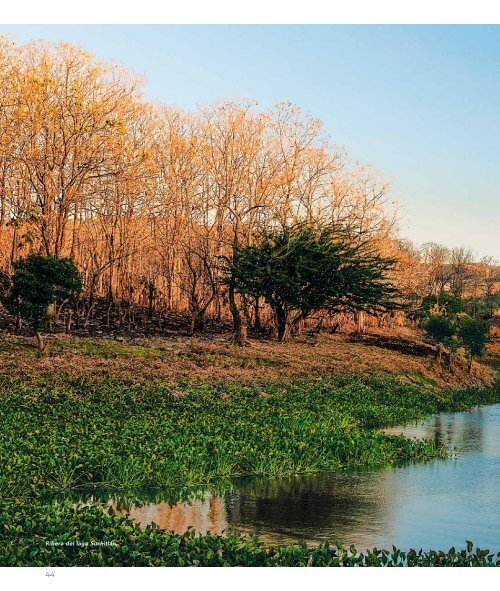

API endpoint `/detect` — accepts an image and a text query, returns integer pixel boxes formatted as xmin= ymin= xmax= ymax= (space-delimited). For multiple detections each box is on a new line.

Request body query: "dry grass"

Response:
xmin=0 ymin=328 xmax=496 ymax=389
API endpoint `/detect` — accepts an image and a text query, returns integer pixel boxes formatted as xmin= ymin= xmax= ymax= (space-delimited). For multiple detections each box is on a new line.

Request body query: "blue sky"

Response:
xmin=1 ymin=25 xmax=499 ymax=258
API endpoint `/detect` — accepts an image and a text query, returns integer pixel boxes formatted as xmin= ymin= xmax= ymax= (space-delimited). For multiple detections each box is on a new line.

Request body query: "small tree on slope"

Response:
xmin=3 ymin=255 xmax=82 ymax=354
xmin=423 ymin=314 xmax=457 ymax=365
xmin=457 ymin=317 xmax=490 ymax=373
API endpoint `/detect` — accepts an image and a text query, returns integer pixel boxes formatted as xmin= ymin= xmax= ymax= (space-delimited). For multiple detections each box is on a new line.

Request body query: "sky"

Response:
xmin=1 ymin=25 xmax=499 ymax=259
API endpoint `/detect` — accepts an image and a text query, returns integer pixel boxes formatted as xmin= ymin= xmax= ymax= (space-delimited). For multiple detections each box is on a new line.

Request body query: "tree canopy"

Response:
xmin=230 ymin=224 xmax=398 ymax=341
xmin=4 ymin=255 xmax=82 ymax=352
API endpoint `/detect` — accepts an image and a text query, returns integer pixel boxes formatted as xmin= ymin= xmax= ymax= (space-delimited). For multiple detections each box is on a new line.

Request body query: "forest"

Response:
xmin=0 ymin=39 xmax=498 ymax=346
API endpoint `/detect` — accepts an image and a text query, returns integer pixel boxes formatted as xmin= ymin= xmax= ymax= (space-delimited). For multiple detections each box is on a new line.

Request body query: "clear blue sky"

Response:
xmin=1 ymin=25 xmax=499 ymax=259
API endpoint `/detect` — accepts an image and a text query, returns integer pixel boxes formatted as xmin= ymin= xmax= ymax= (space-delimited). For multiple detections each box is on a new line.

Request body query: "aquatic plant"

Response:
xmin=0 ymin=500 xmax=497 ymax=567
xmin=2 ymin=374 xmax=486 ymax=497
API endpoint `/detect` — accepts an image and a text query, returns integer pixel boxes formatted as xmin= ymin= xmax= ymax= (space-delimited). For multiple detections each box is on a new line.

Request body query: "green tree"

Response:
xmin=457 ymin=317 xmax=490 ymax=373
xmin=421 ymin=292 xmax=465 ymax=316
xmin=4 ymin=255 xmax=82 ymax=353
xmin=423 ymin=314 xmax=457 ymax=365
xmin=230 ymin=224 xmax=398 ymax=342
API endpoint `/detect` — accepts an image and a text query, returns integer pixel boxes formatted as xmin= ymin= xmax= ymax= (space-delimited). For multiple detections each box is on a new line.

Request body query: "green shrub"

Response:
xmin=421 ymin=293 xmax=465 ymax=316
xmin=457 ymin=317 xmax=490 ymax=372
xmin=3 ymin=254 xmax=82 ymax=353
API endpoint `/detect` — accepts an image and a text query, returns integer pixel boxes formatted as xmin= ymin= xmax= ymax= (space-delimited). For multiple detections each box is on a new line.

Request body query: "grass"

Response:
xmin=1 ymin=499 xmax=498 ymax=566
xmin=1 ymin=331 xmax=496 ymax=389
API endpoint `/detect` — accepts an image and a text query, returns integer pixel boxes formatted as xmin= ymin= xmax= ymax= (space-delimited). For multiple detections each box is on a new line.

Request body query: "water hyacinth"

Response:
xmin=0 ymin=500 xmax=498 ymax=567
xmin=2 ymin=374 xmax=494 ymax=498
xmin=1 ymin=374 xmax=498 ymax=566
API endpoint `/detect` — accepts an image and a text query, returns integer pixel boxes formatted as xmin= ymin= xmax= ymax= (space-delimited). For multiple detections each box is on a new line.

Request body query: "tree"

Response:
xmin=0 ymin=38 xmax=404 ymax=331
xmin=423 ymin=314 xmax=456 ymax=364
xmin=230 ymin=224 xmax=398 ymax=342
xmin=457 ymin=317 xmax=490 ymax=373
xmin=421 ymin=242 xmax=451 ymax=297
xmin=4 ymin=255 xmax=82 ymax=353
xmin=421 ymin=292 xmax=465 ymax=316
xmin=449 ymin=247 xmax=474 ymax=298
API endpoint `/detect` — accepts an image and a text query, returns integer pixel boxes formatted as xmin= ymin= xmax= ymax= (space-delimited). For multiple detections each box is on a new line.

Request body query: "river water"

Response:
xmin=112 ymin=403 xmax=500 ymax=551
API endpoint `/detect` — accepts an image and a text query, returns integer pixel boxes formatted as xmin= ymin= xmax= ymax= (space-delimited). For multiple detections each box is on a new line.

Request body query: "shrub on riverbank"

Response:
xmin=0 ymin=500 xmax=498 ymax=566
xmin=1 ymin=374 xmax=498 ymax=498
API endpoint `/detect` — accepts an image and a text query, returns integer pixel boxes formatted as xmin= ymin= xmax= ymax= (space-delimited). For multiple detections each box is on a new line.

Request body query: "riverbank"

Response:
xmin=0 ymin=333 xmax=499 ymax=566
xmin=0 ymin=329 xmax=496 ymax=389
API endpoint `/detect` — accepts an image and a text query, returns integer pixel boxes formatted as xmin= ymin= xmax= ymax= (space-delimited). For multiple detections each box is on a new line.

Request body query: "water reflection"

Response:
xmin=382 ymin=406 xmax=490 ymax=455
xmin=112 ymin=493 xmax=228 ymax=535
xmin=111 ymin=404 xmax=500 ymax=551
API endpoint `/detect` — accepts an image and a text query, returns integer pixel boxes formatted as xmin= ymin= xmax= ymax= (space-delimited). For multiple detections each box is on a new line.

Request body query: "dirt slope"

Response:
xmin=0 ymin=328 xmax=496 ymax=389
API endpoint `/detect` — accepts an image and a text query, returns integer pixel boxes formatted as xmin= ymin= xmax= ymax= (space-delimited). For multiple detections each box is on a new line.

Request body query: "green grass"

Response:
xmin=0 ymin=337 xmax=287 ymax=369
xmin=173 ymin=343 xmax=285 ymax=368
xmin=1 ymin=499 xmax=498 ymax=566
xmin=1 ymin=374 xmax=498 ymax=499
xmin=0 ymin=337 xmax=169 ymax=360
xmin=47 ymin=339 xmax=168 ymax=360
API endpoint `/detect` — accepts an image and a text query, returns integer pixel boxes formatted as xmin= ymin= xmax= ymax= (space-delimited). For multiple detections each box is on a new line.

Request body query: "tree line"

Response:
xmin=0 ymin=38 xmax=498 ymax=345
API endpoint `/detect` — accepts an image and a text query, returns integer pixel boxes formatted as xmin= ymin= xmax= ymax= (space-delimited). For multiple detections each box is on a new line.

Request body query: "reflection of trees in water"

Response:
xmin=72 ymin=471 xmax=403 ymax=546
xmin=86 ymin=406 xmax=499 ymax=547
xmin=100 ymin=472 xmax=396 ymax=546
xmin=223 ymin=472 xmax=395 ymax=547
xmin=111 ymin=493 xmax=228 ymax=535
xmin=386 ymin=409 xmax=487 ymax=455
xmin=68 ymin=483 xmax=235 ymax=535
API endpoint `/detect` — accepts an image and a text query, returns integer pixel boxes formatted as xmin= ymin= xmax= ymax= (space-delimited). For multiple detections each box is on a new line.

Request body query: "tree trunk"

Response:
xmin=189 ymin=308 xmax=205 ymax=334
xmin=190 ymin=311 xmax=197 ymax=334
xmin=436 ymin=343 xmax=443 ymax=365
xmin=277 ymin=322 xmax=291 ymax=342
xmin=356 ymin=310 xmax=365 ymax=334
xmin=228 ymin=283 xmax=247 ymax=346
xmin=253 ymin=297 xmax=261 ymax=331
xmin=15 ymin=311 xmax=22 ymax=334
xmin=148 ymin=284 xmax=155 ymax=318
xmin=276 ymin=308 xmax=290 ymax=342
xmin=65 ymin=310 xmax=73 ymax=334
xmin=106 ymin=297 xmax=113 ymax=328
xmin=35 ymin=331 xmax=46 ymax=355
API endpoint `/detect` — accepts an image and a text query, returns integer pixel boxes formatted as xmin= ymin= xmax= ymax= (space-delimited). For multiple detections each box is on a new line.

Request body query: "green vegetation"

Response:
xmin=457 ymin=317 xmax=491 ymax=372
xmin=2 ymin=254 xmax=82 ymax=353
xmin=1 ymin=500 xmax=498 ymax=567
xmin=230 ymin=224 xmax=397 ymax=342
xmin=423 ymin=314 xmax=458 ymax=363
xmin=421 ymin=293 xmax=466 ymax=316
xmin=1 ymin=366 xmax=498 ymax=566
xmin=423 ymin=307 xmax=490 ymax=371
xmin=421 ymin=291 xmax=500 ymax=322
xmin=2 ymin=374 xmax=499 ymax=499
xmin=465 ymin=293 xmax=500 ymax=318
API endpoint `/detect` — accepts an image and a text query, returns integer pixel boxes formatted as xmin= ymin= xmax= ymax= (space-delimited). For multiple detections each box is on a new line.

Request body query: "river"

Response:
xmin=111 ymin=403 xmax=500 ymax=551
